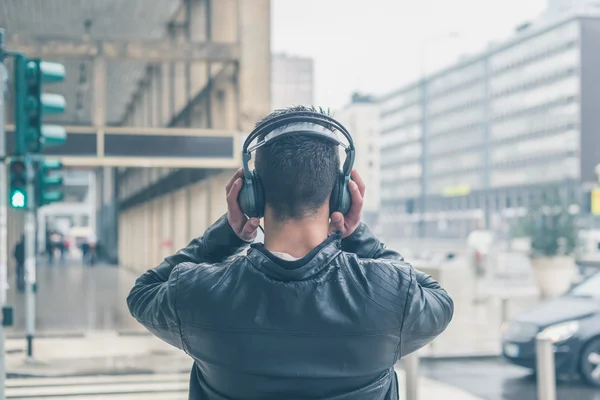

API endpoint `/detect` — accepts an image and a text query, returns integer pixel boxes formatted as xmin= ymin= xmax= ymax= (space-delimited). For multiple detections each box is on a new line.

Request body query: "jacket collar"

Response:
xmin=247 ymin=233 xmax=342 ymax=281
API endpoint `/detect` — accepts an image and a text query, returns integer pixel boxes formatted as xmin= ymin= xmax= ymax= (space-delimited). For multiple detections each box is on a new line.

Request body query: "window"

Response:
xmin=428 ymin=106 xmax=485 ymax=135
xmin=490 ymin=156 xmax=579 ymax=187
xmin=489 ymin=102 xmax=579 ymax=141
xmin=381 ymin=104 xmax=422 ymax=131
xmin=490 ymin=47 xmax=579 ymax=95
xmin=428 ymin=83 xmax=486 ymax=116
xmin=381 ymin=88 xmax=421 ymax=114
xmin=491 ymin=129 xmax=579 ymax=164
xmin=489 ymin=21 xmax=579 ymax=72
xmin=490 ymin=75 xmax=579 ymax=117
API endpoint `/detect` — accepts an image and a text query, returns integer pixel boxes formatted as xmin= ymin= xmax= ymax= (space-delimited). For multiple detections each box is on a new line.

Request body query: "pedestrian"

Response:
xmin=127 ymin=106 xmax=454 ymax=400
xmin=13 ymin=235 xmax=25 ymax=292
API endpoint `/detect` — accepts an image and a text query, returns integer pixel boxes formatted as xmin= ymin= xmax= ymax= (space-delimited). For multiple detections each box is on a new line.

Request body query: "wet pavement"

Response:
xmin=419 ymin=358 xmax=600 ymax=400
xmin=6 ymin=263 xmax=142 ymax=336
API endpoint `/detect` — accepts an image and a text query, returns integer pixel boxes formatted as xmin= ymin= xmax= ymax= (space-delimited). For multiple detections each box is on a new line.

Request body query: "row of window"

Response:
xmin=428 ymin=150 xmax=485 ymax=176
xmin=380 ymin=87 xmax=422 ymax=115
xmin=380 ymin=162 xmax=422 ymax=182
xmin=428 ymin=126 xmax=485 ymax=155
xmin=380 ymin=141 xmax=422 ymax=166
xmin=428 ymin=83 xmax=486 ymax=116
xmin=381 ymin=179 xmax=422 ymax=200
xmin=490 ymin=46 xmax=579 ymax=96
xmin=427 ymin=62 xmax=486 ymax=97
xmin=490 ymin=75 xmax=579 ymax=117
xmin=489 ymin=21 xmax=579 ymax=72
xmin=428 ymin=105 xmax=485 ymax=135
xmin=380 ymin=104 xmax=422 ymax=132
xmin=489 ymin=102 xmax=579 ymax=141
xmin=380 ymin=123 xmax=422 ymax=147
xmin=491 ymin=129 xmax=579 ymax=165
xmin=490 ymin=156 xmax=579 ymax=187
xmin=428 ymin=171 xmax=484 ymax=196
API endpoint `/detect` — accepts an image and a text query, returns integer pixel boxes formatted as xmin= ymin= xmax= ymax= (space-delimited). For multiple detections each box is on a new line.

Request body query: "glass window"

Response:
xmin=428 ymin=172 xmax=484 ymax=195
xmin=381 ymin=142 xmax=422 ymax=166
xmin=381 ymin=123 xmax=422 ymax=147
xmin=428 ymin=127 xmax=485 ymax=155
xmin=380 ymin=87 xmax=421 ymax=114
xmin=428 ymin=62 xmax=486 ymax=95
xmin=489 ymin=21 xmax=579 ymax=72
xmin=490 ymin=47 xmax=579 ymax=95
xmin=490 ymin=156 xmax=579 ymax=187
xmin=490 ymin=102 xmax=579 ymax=141
xmin=429 ymin=150 xmax=484 ymax=175
xmin=490 ymin=75 xmax=578 ymax=117
xmin=380 ymin=104 xmax=422 ymax=131
xmin=428 ymin=83 xmax=486 ymax=116
xmin=428 ymin=106 xmax=485 ymax=135
xmin=491 ymin=129 xmax=579 ymax=164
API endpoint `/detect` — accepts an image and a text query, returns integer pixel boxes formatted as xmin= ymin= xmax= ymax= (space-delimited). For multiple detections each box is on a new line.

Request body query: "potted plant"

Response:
xmin=512 ymin=187 xmax=579 ymax=298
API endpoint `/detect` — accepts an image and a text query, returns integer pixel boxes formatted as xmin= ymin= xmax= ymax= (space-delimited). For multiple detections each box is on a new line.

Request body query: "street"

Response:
xmin=420 ymin=358 xmax=600 ymax=400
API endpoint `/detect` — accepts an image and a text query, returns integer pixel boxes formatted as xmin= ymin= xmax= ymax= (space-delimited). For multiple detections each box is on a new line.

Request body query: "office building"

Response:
xmin=335 ymin=94 xmax=381 ymax=230
xmin=271 ymin=53 xmax=314 ymax=110
xmin=379 ymin=12 xmax=600 ymax=239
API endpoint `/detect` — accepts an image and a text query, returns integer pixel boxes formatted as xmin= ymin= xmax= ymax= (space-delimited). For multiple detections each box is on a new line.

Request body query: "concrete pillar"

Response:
xmin=238 ymin=0 xmax=271 ymax=132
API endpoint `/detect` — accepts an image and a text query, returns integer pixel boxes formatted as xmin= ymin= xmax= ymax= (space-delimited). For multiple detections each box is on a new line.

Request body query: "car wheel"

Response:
xmin=580 ymin=337 xmax=600 ymax=387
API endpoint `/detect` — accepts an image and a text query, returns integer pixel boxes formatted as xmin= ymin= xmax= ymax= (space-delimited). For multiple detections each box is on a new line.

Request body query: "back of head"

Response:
xmin=255 ymin=106 xmax=340 ymax=222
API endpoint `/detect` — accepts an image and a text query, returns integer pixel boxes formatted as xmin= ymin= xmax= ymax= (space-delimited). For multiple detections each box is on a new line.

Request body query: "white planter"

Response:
xmin=530 ymin=256 xmax=576 ymax=298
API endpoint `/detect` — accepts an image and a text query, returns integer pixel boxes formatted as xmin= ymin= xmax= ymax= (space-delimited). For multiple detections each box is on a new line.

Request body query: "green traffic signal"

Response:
xmin=10 ymin=190 xmax=26 ymax=209
xmin=9 ymin=161 xmax=28 ymax=209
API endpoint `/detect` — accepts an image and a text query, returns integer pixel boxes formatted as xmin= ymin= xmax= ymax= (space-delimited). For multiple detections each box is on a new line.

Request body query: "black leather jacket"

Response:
xmin=127 ymin=214 xmax=454 ymax=400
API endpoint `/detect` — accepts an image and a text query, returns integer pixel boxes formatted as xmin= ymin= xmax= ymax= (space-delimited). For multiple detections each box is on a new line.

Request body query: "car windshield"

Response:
xmin=569 ymin=272 xmax=600 ymax=299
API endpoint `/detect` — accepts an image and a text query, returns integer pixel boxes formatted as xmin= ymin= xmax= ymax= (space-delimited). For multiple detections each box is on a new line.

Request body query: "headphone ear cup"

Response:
xmin=253 ymin=171 xmax=265 ymax=219
xmin=338 ymin=174 xmax=352 ymax=215
xmin=329 ymin=171 xmax=345 ymax=214
xmin=238 ymin=178 xmax=255 ymax=218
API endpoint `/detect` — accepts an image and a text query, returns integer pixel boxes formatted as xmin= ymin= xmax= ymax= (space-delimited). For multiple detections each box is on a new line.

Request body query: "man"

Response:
xmin=13 ymin=235 xmax=25 ymax=292
xmin=127 ymin=106 xmax=454 ymax=400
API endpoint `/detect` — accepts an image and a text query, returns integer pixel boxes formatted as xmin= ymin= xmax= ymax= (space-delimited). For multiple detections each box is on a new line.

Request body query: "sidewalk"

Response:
xmin=6 ymin=332 xmax=484 ymax=400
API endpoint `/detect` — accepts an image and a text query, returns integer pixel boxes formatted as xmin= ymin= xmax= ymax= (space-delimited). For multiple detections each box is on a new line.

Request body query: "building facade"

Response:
xmin=335 ymin=94 xmax=381 ymax=230
xmin=271 ymin=53 xmax=314 ymax=110
xmin=380 ymin=13 xmax=600 ymax=240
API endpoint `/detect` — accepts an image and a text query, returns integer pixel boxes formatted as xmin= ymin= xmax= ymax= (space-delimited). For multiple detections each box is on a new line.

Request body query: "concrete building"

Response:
xmin=379 ymin=11 xmax=600 ymax=240
xmin=335 ymin=94 xmax=381 ymax=230
xmin=3 ymin=0 xmax=271 ymax=273
xmin=271 ymin=53 xmax=314 ymax=110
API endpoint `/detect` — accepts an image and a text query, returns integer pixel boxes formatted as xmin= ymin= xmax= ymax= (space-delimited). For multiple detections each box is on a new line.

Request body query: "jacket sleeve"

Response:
xmin=397 ymin=265 xmax=454 ymax=358
xmin=126 ymin=213 xmax=249 ymax=349
xmin=342 ymin=223 xmax=454 ymax=358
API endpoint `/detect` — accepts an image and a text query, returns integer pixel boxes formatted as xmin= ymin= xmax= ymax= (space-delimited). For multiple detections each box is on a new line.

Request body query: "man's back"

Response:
xmin=128 ymin=216 xmax=453 ymax=400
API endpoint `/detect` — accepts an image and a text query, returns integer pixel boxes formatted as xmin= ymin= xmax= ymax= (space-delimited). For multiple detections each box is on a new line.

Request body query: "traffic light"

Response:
xmin=36 ymin=159 xmax=64 ymax=206
xmin=14 ymin=55 xmax=67 ymax=155
xmin=9 ymin=160 xmax=27 ymax=209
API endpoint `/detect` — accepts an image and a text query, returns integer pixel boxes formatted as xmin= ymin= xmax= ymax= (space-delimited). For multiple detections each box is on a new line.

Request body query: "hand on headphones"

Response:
xmin=329 ymin=170 xmax=365 ymax=238
xmin=227 ymin=168 xmax=261 ymax=242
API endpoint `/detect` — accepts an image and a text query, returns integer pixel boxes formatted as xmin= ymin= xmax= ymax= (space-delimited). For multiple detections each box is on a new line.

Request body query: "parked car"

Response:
xmin=501 ymin=270 xmax=600 ymax=386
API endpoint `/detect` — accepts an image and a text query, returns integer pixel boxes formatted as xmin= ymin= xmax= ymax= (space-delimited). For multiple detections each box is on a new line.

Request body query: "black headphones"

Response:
xmin=238 ymin=111 xmax=356 ymax=219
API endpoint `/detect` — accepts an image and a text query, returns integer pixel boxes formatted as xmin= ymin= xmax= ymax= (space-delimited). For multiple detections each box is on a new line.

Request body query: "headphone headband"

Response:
xmin=242 ymin=111 xmax=356 ymax=178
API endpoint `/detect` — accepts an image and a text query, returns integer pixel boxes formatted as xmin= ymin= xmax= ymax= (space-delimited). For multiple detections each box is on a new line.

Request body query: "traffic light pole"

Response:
xmin=24 ymin=158 xmax=36 ymax=360
xmin=0 ymin=27 xmax=8 ymax=400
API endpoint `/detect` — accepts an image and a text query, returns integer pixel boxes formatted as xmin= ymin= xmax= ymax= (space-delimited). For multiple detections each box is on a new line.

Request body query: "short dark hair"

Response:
xmin=255 ymin=105 xmax=340 ymax=221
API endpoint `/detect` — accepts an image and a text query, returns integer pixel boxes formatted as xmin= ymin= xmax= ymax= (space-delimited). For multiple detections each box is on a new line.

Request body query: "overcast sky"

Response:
xmin=271 ymin=0 xmax=547 ymax=110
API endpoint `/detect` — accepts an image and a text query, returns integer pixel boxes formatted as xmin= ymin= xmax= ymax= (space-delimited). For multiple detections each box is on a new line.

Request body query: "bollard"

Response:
xmin=404 ymin=352 xmax=420 ymax=400
xmin=535 ymin=334 xmax=557 ymax=400
xmin=500 ymin=297 xmax=509 ymax=325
